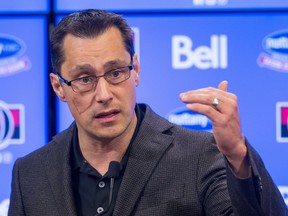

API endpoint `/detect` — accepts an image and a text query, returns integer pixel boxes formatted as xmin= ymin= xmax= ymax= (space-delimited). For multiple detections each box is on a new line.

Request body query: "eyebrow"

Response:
xmin=68 ymin=64 xmax=96 ymax=76
xmin=103 ymin=59 xmax=128 ymax=70
xmin=68 ymin=59 xmax=128 ymax=76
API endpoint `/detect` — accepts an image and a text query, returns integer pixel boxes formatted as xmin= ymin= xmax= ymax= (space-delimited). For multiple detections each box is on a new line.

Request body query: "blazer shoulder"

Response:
xmin=141 ymin=103 xmax=216 ymax=149
xmin=15 ymin=122 xmax=75 ymax=166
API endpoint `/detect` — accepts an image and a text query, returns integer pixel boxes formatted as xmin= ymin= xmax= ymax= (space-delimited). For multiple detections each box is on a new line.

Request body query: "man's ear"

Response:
xmin=50 ymin=73 xmax=67 ymax=102
xmin=133 ymin=54 xmax=140 ymax=87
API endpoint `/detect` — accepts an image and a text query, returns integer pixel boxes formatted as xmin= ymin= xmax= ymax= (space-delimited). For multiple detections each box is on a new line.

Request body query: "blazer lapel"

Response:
xmin=43 ymin=126 xmax=78 ymax=216
xmin=113 ymin=108 xmax=174 ymax=216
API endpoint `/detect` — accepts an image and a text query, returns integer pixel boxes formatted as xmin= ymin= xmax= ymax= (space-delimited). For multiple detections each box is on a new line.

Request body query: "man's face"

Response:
xmin=50 ymin=27 xmax=140 ymax=142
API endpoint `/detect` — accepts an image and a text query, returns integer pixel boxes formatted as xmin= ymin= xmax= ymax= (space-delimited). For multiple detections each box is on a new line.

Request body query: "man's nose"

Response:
xmin=93 ymin=77 xmax=113 ymax=103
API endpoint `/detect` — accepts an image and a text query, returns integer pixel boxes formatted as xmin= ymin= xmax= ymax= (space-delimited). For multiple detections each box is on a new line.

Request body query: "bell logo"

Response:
xmin=172 ymin=34 xmax=228 ymax=70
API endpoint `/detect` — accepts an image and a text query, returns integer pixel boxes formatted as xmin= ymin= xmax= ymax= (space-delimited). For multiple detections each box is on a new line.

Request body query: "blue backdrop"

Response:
xmin=54 ymin=0 xmax=288 ymax=12
xmin=0 ymin=17 xmax=48 ymax=214
xmin=1 ymin=1 xmax=288 ymax=214
xmin=0 ymin=0 xmax=49 ymax=13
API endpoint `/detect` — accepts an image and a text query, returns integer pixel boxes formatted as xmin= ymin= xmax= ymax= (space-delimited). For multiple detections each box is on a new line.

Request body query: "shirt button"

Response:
xmin=97 ymin=207 xmax=104 ymax=214
xmin=98 ymin=181 xmax=105 ymax=188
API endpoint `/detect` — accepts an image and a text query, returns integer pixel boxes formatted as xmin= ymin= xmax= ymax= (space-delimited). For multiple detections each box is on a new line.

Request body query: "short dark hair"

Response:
xmin=50 ymin=9 xmax=135 ymax=74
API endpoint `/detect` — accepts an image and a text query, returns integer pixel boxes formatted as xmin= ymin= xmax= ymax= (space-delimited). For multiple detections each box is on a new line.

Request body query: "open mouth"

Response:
xmin=95 ymin=110 xmax=120 ymax=119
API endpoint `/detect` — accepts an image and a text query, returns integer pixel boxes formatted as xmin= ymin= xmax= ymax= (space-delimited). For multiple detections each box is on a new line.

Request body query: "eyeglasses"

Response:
xmin=57 ymin=63 xmax=134 ymax=93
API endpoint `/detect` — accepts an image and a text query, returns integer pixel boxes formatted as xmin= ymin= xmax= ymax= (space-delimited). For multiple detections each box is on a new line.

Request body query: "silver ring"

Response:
xmin=212 ymin=98 xmax=220 ymax=108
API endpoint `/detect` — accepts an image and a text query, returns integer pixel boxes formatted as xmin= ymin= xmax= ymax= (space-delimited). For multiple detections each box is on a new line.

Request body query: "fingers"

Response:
xmin=179 ymin=86 xmax=233 ymax=109
xmin=180 ymin=92 xmax=222 ymax=111
xmin=185 ymin=102 xmax=221 ymax=122
xmin=180 ymin=80 xmax=232 ymax=103
xmin=179 ymin=80 xmax=237 ymax=120
xmin=218 ymin=80 xmax=228 ymax=92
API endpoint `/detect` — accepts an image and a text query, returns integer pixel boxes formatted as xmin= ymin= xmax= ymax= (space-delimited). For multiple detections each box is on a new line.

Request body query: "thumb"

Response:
xmin=218 ymin=80 xmax=228 ymax=92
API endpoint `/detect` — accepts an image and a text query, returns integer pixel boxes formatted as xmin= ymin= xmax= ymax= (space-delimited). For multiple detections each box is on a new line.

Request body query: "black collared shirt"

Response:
xmin=71 ymin=104 xmax=143 ymax=216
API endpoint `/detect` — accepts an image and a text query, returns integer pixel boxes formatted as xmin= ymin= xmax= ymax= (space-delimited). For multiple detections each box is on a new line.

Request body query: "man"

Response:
xmin=8 ymin=9 xmax=287 ymax=216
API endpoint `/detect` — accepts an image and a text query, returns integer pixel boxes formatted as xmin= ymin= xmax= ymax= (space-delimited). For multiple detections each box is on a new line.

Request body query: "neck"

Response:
xmin=81 ymin=140 xmax=129 ymax=175
xmin=78 ymin=113 xmax=137 ymax=175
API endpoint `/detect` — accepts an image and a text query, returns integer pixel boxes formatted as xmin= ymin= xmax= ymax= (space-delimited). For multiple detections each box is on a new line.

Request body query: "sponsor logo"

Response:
xmin=131 ymin=27 xmax=140 ymax=62
xmin=278 ymin=186 xmax=288 ymax=206
xmin=0 ymin=101 xmax=25 ymax=150
xmin=192 ymin=0 xmax=228 ymax=6
xmin=276 ymin=102 xmax=288 ymax=142
xmin=167 ymin=107 xmax=212 ymax=131
xmin=0 ymin=199 xmax=9 ymax=216
xmin=172 ymin=34 xmax=228 ymax=70
xmin=0 ymin=34 xmax=31 ymax=77
xmin=258 ymin=29 xmax=288 ymax=72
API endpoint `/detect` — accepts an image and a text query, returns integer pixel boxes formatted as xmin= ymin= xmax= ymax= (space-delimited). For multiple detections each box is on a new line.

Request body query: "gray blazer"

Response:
xmin=8 ymin=104 xmax=288 ymax=216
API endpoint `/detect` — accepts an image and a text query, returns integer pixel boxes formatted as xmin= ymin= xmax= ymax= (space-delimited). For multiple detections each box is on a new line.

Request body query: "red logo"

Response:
xmin=0 ymin=101 xmax=25 ymax=150
xmin=276 ymin=102 xmax=288 ymax=142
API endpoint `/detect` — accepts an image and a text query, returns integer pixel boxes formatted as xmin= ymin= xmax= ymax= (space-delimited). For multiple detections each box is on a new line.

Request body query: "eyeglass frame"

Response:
xmin=56 ymin=62 xmax=134 ymax=93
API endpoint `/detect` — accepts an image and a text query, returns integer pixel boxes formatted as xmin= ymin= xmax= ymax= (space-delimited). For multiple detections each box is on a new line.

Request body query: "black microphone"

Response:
xmin=107 ymin=161 xmax=120 ymax=206
xmin=99 ymin=161 xmax=120 ymax=216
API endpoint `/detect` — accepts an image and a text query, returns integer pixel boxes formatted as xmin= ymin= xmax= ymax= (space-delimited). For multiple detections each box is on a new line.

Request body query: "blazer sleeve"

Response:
xmin=225 ymin=142 xmax=288 ymax=216
xmin=8 ymin=158 xmax=26 ymax=216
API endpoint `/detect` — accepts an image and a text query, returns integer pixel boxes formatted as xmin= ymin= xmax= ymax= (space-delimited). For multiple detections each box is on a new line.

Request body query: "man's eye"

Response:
xmin=78 ymin=76 xmax=93 ymax=84
xmin=112 ymin=70 xmax=121 ymax=77
xmin=109 ymin=70 xmax=123 ymax=78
